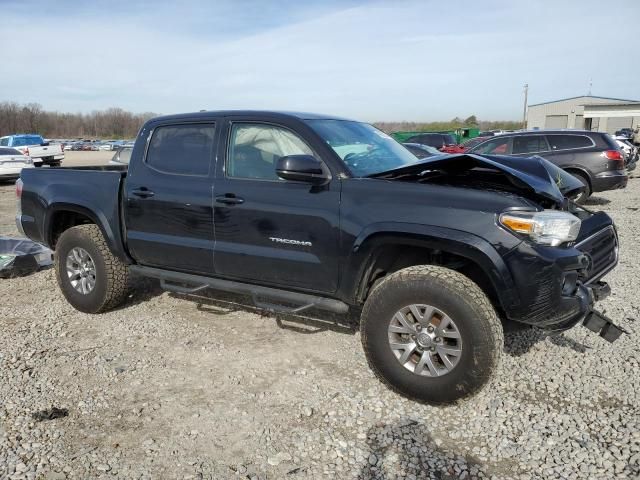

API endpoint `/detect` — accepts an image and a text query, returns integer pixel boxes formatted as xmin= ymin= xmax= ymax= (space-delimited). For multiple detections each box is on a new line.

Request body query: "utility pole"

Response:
xmin=522 ymin=83 xmax=528 ymax=129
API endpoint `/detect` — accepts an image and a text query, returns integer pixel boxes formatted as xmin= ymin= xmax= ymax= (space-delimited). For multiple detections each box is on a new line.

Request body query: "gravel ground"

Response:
xmin=0 ymin=172 xmax=639 ymax=480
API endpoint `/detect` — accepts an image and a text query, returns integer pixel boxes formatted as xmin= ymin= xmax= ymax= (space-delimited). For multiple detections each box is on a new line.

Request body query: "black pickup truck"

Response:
xmin=16 ymin=111 xmax=625 ymax=404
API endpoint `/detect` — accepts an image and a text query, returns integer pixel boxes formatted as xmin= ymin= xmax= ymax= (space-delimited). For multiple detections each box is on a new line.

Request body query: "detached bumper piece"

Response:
xmin=583 ymin=309 xmax=627 ymax=343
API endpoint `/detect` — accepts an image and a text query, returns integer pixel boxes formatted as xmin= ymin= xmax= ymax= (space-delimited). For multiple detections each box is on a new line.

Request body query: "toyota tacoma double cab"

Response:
xmin=15 ymin=111 xmax=625 ymax=404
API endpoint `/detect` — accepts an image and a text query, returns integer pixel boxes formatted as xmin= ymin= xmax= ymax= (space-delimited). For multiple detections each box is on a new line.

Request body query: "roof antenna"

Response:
xmin=587 ymin=78 xmax=592 ymax=96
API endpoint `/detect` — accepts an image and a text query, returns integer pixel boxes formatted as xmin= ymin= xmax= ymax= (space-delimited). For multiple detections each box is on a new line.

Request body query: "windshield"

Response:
xmin=0 ymin=147 xmax=24 ymax=156
xmin=307 ymin=120 xmax=421 ymax=176
xmin=11 ymin=135 xmax=44 ymax=147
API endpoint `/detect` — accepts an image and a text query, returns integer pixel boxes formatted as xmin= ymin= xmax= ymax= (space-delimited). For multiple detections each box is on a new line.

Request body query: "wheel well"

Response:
xmin=49 ymin=210 xmax=95 ymax=248
xmin=564 ymin=168 xmax=591 ymax=191
xmin=358 ymin=244 xmax=502 ymax=313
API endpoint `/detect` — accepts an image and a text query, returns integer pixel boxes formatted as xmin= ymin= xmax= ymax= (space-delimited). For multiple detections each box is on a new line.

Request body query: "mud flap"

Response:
xmin=583 ymin=309 xmax=627 ymax=342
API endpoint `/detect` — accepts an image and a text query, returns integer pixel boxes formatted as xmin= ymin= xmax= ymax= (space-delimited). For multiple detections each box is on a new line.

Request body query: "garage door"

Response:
xmin=605 ymin=116 xmax=633 ymax=134
xmin=545 ymin=115 xmax=568 ymax=128
xmin=574 ymin=115 xmax=584 ymax=129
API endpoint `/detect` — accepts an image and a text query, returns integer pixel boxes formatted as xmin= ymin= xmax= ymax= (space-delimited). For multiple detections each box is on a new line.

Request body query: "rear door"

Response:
xmin=124 ymin=120 xmax=218 ymax=275
xmin=212 ymin=117 xmax=341 ymax=293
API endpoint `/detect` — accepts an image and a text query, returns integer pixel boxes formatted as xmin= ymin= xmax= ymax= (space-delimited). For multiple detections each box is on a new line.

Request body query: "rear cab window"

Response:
xmin=145 ymin=123 xmax=215 ymax=176
xmin=10 ymin=135 xmax=44 ymax=147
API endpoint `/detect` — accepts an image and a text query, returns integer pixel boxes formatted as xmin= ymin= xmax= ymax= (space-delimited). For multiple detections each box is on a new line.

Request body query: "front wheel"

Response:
xmin=360 ymin=265 xmax=503 ymax=405
xmin=568 ymin=172 xmax=591 ymax=204
xmin=55 ymin=224 xmax=129 ymax=313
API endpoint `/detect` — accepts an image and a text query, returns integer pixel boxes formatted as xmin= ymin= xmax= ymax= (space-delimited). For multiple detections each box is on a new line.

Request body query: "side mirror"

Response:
xmin=276 ymin=155 xmax=329 ymax=185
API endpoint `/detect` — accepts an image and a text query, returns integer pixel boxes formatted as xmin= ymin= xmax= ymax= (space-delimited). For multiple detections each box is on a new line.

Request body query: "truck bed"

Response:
xmin=18 ymin=166 xmax=129 ymax=260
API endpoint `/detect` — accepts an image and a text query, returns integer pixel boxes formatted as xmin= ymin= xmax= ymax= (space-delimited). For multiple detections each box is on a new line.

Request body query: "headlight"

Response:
xmin=499 ymin=210 xmax=581 ymax=246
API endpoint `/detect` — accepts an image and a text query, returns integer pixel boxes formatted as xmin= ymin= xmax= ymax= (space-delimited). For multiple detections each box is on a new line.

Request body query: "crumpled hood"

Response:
xmin=370 ymin=153 xmax=584 ymax=205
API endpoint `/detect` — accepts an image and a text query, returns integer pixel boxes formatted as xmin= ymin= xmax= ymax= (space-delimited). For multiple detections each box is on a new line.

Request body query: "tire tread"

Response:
xmin=360 ymin=265 xmax=503 ymax=404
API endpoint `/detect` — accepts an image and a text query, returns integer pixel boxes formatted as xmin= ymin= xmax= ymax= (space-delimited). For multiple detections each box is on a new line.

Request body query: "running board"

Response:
xmin=129 ymin=265 xmax=350 ymax=314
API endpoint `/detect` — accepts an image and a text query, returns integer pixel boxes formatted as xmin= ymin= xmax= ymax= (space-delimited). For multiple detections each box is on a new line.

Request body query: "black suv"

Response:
xmin=405 ymin=132 xmax=457 ymax=150
xmin=468 ymin=130 xmax=627 ymax=202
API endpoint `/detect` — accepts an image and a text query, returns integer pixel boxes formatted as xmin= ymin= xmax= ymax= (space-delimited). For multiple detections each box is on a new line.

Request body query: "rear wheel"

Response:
xmin=568 ymin=171 xmax=591 ymax=204
xmin=55 ymin=224 xmax=129 ymax=313
xmin=360 ymin=265 xmax=503 ymax=405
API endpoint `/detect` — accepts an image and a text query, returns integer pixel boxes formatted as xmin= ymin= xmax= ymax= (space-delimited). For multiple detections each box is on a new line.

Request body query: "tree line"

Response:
xmin=0 ymin=102 xmax=522 ymax=139
xmin=374 ymin=115 xmax=522 ymax=133
xmin=0 ymin=102 xmax=157 ymax=139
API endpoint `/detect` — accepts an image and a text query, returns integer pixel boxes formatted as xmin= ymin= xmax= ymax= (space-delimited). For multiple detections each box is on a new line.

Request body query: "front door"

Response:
xmin=124 ymin=122 xmax=217 ymax=275
xmin=212 ymin=120 xmax=340 ymax=293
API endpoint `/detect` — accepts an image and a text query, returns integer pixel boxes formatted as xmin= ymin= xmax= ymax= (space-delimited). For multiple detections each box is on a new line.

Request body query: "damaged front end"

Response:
xmin=371 ymin=153 xmax=627 ymax=342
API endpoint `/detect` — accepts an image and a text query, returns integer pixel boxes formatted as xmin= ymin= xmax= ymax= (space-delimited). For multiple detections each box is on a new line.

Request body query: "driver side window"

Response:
xmin=227 ymin=123 xmax=314 ymax=180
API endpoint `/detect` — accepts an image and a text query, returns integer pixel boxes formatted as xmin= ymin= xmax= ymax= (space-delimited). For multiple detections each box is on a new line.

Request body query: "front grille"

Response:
xmin=575 ymin=226 xmax=618 ymax=284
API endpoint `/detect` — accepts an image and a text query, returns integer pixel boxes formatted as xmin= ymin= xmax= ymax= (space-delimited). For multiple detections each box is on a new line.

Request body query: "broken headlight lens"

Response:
xmin=499 ymin=210 xmax=581 ymax=246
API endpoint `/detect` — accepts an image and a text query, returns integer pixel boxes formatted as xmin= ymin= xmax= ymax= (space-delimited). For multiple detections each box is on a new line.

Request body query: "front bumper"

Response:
xmin=502 ymin=237 xmax=625 ymax=341
xmin=591 ymin=170 xmax=628 ymax=192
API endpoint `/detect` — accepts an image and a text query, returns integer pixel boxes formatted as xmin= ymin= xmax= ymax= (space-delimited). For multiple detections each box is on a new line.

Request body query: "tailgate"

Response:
xmin=28 ymin=144 xmax=62 ymax=157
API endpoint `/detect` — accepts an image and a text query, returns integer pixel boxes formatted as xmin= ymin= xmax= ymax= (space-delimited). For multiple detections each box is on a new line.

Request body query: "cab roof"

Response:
xmin=147 ymin=110 xmax=355 ymax=123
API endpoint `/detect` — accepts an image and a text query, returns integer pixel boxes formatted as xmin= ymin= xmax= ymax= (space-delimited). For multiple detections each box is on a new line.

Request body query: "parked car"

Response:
xmin=98 ymin=143 xmax=114 ymax=151
xmin=16 ymin=110 xmax=624 ymax=405
xmin=467 ymin=130 xmax=627 ymax=203
xmin=109 ymin=146 xmax=133 ymax=165
xmin=0 ymin=147 xmax=34 ymax=180
xmin=0 ymin=134 xmax=63 ymax=166
xmin=613 ymin=138 xmax=638 ymax=170
xmin=404 ymin=132 xmax=458 ymax=151
xmin=615 ymin=128 xmax=634 ymax=141
xmin=459 ymin=136 xmax=492 ymax=151
xmin=402 ymin=143 xmax=443 ymax=159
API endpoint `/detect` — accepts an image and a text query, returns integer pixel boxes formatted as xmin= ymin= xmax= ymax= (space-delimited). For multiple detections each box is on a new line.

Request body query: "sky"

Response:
xmin=1 ymin=0 xmax=639 ymax=121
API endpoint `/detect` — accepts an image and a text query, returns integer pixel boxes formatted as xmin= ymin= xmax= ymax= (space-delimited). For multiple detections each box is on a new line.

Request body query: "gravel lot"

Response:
xmin=0 ymin=159 xmax=639 ymax=479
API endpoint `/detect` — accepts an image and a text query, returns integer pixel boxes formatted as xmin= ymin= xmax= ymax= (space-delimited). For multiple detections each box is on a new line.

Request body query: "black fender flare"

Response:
xmin=340 ymin=222 xmax=519 ymax=310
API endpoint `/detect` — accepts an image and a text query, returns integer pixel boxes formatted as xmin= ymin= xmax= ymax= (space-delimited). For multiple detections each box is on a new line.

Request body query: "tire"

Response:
xmin=568 ymin=171 xmax=591 ymax=204
xmin=360 ymin=265 xmax=503 ymax=405
xmin=55 ymin=224 xmax=129 ymax=313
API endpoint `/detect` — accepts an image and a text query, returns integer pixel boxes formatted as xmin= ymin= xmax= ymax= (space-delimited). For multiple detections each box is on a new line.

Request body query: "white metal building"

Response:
xmin=527 ymin=95 xmax=640 ymax=133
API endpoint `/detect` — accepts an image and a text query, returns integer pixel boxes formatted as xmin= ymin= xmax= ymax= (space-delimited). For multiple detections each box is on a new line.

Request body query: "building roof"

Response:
xmin=529 ymin=95 xmax=640 ymax=107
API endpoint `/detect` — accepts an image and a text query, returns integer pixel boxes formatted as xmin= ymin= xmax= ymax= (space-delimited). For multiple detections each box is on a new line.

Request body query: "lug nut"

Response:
xmin=427 ymin=326 xmax=434 ymax=333
xmin=436 ymin=337 xmax=442 ymax=343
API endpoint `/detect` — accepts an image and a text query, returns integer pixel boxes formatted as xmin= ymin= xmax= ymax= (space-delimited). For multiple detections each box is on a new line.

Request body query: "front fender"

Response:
xmin=339 ymin=222 xmax=520 ymax=310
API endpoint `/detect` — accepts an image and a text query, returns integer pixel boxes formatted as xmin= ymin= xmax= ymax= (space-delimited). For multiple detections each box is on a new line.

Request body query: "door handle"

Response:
xmin=216 ymin=194 xmax=244 ymax=205
xmin=131 ymin=187 xmax=155 ymax=198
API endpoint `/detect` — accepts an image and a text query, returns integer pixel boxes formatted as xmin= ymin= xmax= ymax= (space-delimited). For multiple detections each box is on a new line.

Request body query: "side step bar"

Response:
xmin=129 ymin=265 xmax=350 ymax=315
